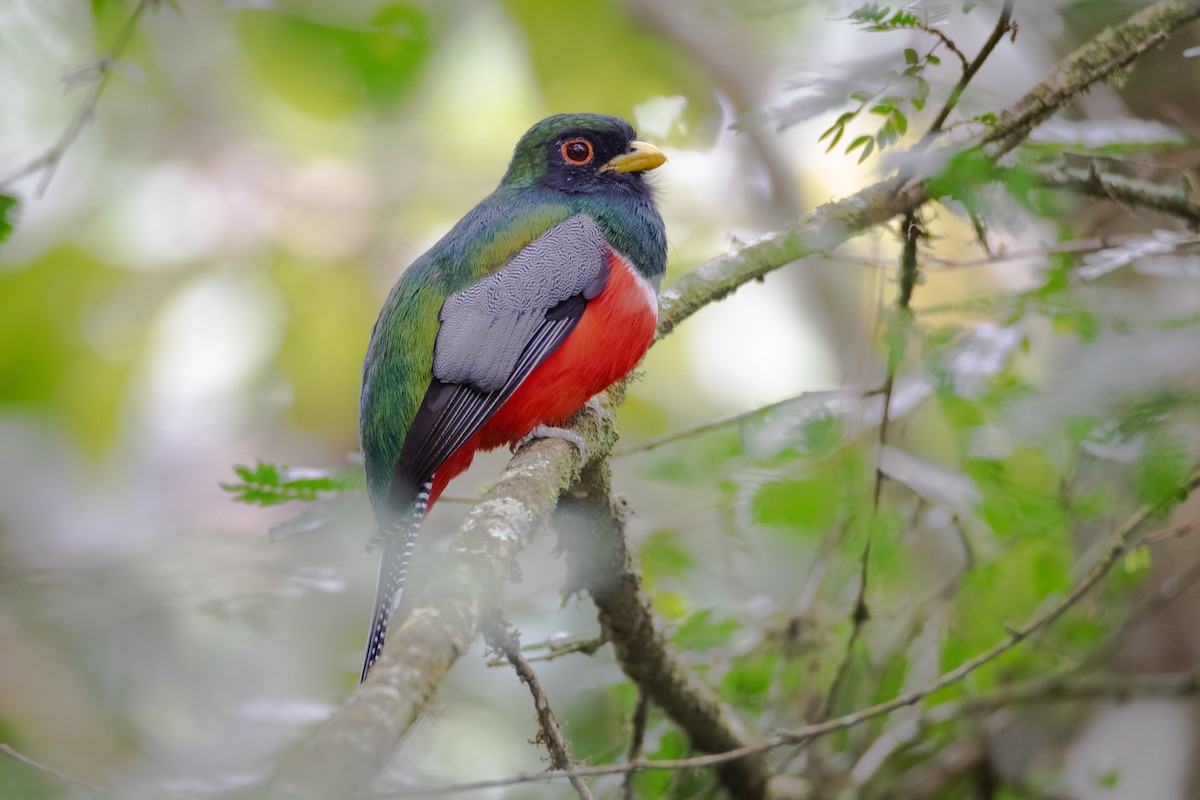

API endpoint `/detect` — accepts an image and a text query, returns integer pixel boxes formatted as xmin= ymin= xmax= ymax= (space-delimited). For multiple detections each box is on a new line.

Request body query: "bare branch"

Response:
xmin=556 ymin=460 xmax=769 ymax=799
xmin=485 ymin=632 xmax=608 ymax=667
xmin=623 ymin=691 xmax=650 ymax=800
xmin=0 ymin=743 xmax=109 ymax=796
xmin=1038 ymin=168 xmax=1200 ymax=229
xmin=925 ymin=1 xmax=1016 ymax=137
xmin=983 ymin=0 xmax=1200 ymax=159
xmin=919 ymin=23 xmax=971 ymax=74
xmin=823 ymin=211 xmax=923 ymax=721
xmin=483 ymin=614 xmax=594 ymax=800
xmin=0 ymin=0 xmax=159 ymax=196
xmin=612 ymin=387 xmax=877 ymax=458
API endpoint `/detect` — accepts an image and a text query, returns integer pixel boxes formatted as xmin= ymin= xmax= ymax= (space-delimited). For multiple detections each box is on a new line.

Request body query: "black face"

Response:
xmin=537 ymin=121 xmax=650 ymax=198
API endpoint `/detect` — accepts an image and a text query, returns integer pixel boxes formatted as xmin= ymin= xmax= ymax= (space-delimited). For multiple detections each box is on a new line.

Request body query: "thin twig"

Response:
xmin=918 ymin=23 xmax=971 ymax=73
xmin=1139 ymin=508 xmax=1200 ymax=546
xmin=822 ymin=212 xmax=923 ymax=720
xmin=1038 ymin=168 xmax=1200 ymax=229
xmin=483 ymin=614 xmax=594 ymax=800
xmin=1084 ymin=544 xmax=1200 ymax=667
xmin=485 ymin=633 xmax=609 ymax=667
xmin=924 ymin=1 xmax=1016 ymax=137
xmin=612 ymin=388 xmax=876 ymax=458
xmin=0 ymin=0 xmax=158 ymax=196
xmin=856 ymin=666 xmax=1200 ymax=789
xmin=0 ymin=743 xmax=109 ymax=796
xmin=368 ymin=468 xmax=1200 ymax=798
xmin=623 ymin=691 xmax=650 ymax=800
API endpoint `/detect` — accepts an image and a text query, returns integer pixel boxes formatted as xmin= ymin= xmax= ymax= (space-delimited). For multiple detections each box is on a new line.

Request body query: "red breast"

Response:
xmin=425 ymin=250 xmax=658 ymax=506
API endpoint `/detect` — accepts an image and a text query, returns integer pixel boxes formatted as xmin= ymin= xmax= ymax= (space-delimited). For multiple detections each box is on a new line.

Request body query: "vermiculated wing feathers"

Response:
xmin=384 ymin=214 xmax=609 ymax=512
xmin=432 ymin=215 xmax=609 ymax=391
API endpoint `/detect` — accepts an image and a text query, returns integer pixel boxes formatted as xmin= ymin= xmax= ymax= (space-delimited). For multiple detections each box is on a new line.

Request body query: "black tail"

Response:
xmin=360 ymin=492 xmax=426 ymax=682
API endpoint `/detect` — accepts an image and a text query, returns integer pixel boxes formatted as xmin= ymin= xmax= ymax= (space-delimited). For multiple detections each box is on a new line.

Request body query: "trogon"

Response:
xmin=358 ymin=113 xmax=667 ymax=681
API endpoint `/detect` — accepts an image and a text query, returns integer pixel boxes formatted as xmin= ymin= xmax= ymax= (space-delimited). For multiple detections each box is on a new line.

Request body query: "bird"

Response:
xmin=357 ymin=113 xmax=667 ymax=681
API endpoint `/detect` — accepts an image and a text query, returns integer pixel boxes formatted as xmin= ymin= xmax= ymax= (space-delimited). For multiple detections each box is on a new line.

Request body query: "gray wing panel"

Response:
xmin=433 ymin=215 xmax=609 ymax=392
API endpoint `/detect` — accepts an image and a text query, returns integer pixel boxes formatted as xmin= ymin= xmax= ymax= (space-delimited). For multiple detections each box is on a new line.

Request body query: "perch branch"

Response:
xmin=266 ymin=393 xmax=618 ymax=800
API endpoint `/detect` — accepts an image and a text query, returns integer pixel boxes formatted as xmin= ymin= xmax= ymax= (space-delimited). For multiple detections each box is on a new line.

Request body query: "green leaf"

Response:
xmin=220 ymin=460 xmax=364 ymax=506
xmin=1134 ymin=431 xmax=1190 ymax=511
xmin=873 ymin=653 xmax=908 ymax=703
xmin=1123 ymin=546 xmax=1151 ymax=576
xmin=640 ymin=530 xmax=695 ymax=586
xmin=927 ymin=147 xmax=998 ymax=209
xmin=858 ymin=137 xmax=876 ymax=163
xmin=674 ymin=610 xmax=742 ymax=652
xmin=0 ymin=194 xmax=16 ymax=244
xmin=802 ymin=414 xmax=843 ymax=455
xmin=1030 ymin=546 xmax=1069 ymax=596
xmin=846 ymin=134 xmax=872 ymax=153
xmin=90 ymin=0 xmax=124 ymax=22
xmin=753 ymin=475 xmax=841 ymax=533
xmin=927 ymin=53 xmax=941 ymax=65
xmin=915 ymin=77 xmax=931 ymax=103
xmin=721 ymin=652 xmax=778 ymax=704
xmin=825 ymin=124 xmax=845 ymax=153
xmin=904 ymin=48 xmax=919 ymax=65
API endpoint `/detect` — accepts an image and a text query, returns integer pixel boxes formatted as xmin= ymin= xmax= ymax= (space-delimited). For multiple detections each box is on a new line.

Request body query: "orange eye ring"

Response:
xmin=561 ymin=138 xmax=594 ymax=166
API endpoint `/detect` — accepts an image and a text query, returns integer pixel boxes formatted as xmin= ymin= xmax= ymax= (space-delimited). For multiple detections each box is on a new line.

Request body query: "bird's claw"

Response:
xmin=513 ymin=424 xmax=588 ymax=463
xmin=582 ymin=395 xmax=615 ymax=425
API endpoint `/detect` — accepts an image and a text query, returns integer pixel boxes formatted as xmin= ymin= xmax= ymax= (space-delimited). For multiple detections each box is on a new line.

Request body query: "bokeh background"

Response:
xmin=3 ymin=1 xmax=1200 ymax=798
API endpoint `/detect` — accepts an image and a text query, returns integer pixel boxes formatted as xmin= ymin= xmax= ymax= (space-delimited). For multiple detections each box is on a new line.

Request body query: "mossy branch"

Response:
xmin=556 ymin=460 xmax=770 ymax=799
xmin=1038 ymin=167 xmax=1200 ymax=229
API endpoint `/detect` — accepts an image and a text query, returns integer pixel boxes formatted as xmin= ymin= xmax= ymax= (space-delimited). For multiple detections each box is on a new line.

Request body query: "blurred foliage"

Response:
xmin=236 ymin=5 xmax=432 ymax=119
xmin=3 ymin=1 xmax=1200 ymax=799
xmin=0 ymin=195 xmax=15 ymax=244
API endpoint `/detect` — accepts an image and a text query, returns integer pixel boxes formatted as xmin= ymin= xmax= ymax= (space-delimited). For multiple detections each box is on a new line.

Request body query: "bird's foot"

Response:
xmin=513 ymin=425 xmax=588 ymax=463
xmin=581 ymin=395 xmax=615 ymax=425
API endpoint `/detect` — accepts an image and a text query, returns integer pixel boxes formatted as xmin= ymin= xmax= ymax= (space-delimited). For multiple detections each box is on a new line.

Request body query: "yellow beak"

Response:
xmin=599 ymin=140 xmax=668 ymax=174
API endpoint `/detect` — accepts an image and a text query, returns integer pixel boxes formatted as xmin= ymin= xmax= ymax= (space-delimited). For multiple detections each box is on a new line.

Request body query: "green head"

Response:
xmin=500 ymin=113 xmax=667 ymax=198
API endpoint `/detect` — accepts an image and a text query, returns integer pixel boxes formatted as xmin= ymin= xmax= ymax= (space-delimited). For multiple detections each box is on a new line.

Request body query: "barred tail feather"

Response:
xmin=360 ymin=483 xmax=429 ymax=682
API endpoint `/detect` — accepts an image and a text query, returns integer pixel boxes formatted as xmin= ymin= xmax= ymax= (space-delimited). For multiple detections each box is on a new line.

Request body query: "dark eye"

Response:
xmin=561 ymin=138 xmax=594 ymax=166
